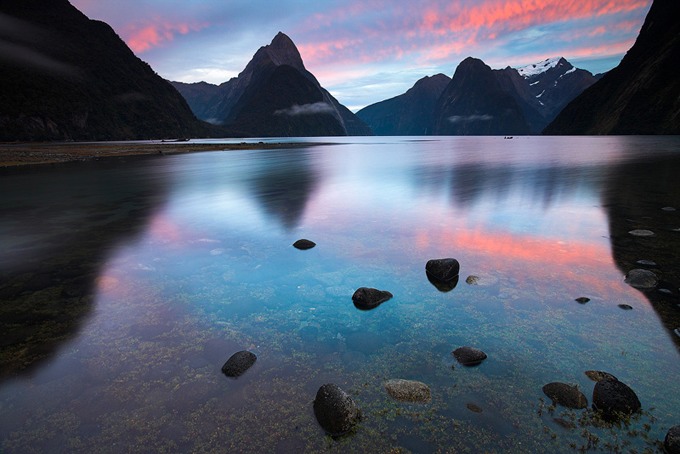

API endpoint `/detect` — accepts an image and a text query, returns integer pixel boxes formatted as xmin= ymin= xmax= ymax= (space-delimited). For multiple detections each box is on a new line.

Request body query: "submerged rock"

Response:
xmin=293 ymin=239 xmax=316 ymax=250
xmin=585 ymin=370 xmax=618 ymax=382
xmin=624 ymin=269 xmax=658 ymax=289
xmin=426 ymin=258 xmax=460 ymax=292
xmin=466 ymin=403 xmax=483 ymax=413
xmin=575 ymin=297 xmax=590 ymax=304
xmin=665 ymin=425 xmax=680 ymax=454
xmin=452 ymin=346 xmax=487 ymax=366
xmin=542 ymin=382 xmax=588 ymax=409
xmin=592 ymin=378 xmax=641 ymax=421
xmin=313 ymin=383 xmax=361 ymax=436
xmin=618 ymin=304 xmax=633 ymax=310
xmin=351 ymin=287 xmax=393 ymax=310
xmin=221 ymin=350 xmax=257 ymax=378
xmin=384 ymin=379 xmax=431 ymax=403
xmin=465 ymin=275 xmax=479 ymax=285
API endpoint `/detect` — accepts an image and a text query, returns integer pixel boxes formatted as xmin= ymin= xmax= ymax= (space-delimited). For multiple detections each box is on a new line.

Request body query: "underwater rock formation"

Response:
xmin=585 ymin=370 xmax=618 ymax=382
xmin=624 ymin=269 xmax=658 ymax=289
xmin=592 ymin=377 xmax=641 ymax=421
xmin=542 ymin=382 xmax=588 ymax=409
xmin=351 ymin=287 xmax=393 ymax=310
xmin=665 ymin=425 xmax=680 ymax=454
xmin=221 ymin=350 xmax=257 ymax=377
xmin=452 ymin=346 xmax=487 ymax=366
xmin=384 ymin=379 xmax=432 ymax=403
xmin=313 ymin=383 xmax=361 ymax=436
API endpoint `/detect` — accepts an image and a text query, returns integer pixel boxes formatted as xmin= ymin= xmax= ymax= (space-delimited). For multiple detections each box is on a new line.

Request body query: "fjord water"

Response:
xmin=1 ymin=136 xmax=679 ymax=452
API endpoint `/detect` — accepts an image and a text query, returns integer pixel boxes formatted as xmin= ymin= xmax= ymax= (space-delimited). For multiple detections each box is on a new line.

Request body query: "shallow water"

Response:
xmin=1 ymin=136 xmax=680 ymax=453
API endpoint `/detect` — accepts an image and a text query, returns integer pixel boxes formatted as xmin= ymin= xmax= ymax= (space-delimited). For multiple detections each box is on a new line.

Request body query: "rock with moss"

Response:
xmin=384 ymin=379 xmax=431 ymax=403
xmin=542 ymin=382 xmax=588 ymax=409
xmin=313 ymin=383 xmax=361 ymax=436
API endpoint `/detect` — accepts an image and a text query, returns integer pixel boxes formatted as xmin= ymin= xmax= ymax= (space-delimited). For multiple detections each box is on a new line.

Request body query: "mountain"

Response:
xmin=544 ymin=0 xmax=680 ymax=134
xmin=356 ymin=74 xmax=450 ymax=135
xmin=172 ymin=33 xmax=371 ymax=136
xmin=433 ymin=57 xmax=531 ymax=135
xmin=0 ymin=0 xmax=209 ymax=141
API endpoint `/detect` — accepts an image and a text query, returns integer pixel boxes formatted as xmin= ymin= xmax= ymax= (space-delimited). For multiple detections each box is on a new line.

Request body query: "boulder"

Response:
xmin=351 ymin=287 xmax=393 ymax=310
xmin=221 ymin=350 xmax=257 ymax=378
xmin=542 ymin=382 xmax=588 ymax=409
xmin=665 ymin=425 xmax=680 ymax=454
xmin=426 ymin=258 xmax=460 ymax=291
xmin=384 ymin=379 xmax=431 ymax=403
xmin=293 ymin=239 xmax=316 ymax=250
xmin=585 ymin=370 xmax=618 ymax=382
xmin=313 ymin=383 xmax=361 ymax=436
xmin=624 ymin=269 xmax=658 ymax=289
xmin=452 ymin=346 xmax=487 ymax=366
xmin=592 ymin=378 xmax=641 ymax=420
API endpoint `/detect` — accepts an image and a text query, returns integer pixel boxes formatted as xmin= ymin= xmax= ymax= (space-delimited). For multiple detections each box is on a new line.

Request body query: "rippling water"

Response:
xmin=1 ymin=136 xmax=679 ymax=452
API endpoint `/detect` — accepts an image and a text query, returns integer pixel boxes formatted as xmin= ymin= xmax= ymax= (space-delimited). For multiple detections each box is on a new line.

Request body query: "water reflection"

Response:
xmin=604 ymin=151 xmax=680 ymax=348
xmin=0 ymin=157 xmax=168 ymax=381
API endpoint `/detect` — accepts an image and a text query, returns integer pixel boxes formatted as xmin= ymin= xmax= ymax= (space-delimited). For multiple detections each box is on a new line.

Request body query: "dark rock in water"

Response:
xmin=465 ymin=275 xmax=479 ymax=285
xmin=585 ymin=370 xmax=618 ymax=382
xmin=575 ymin=297 xmax=590 ymax=304
xmin=662 ymin=206 xmax=677 ymax=212
xmin=293 ymin=239 xmax=316 ymax=250
xmin=665 ymin=425 xmax=680 ymax=454
xmin=313 ymin=383 xmax=361 ymax=436
xmin=624 ymin=269 xmax=658 ymax=289
xmin=452 ymin=346 xmax=487 ymax=366
xmin=635 ymin=259 xmax=657 ymax=267
xmin=384 ymin=379 xmax=431 ymax=403
xmin=553 ymin=417 xmax=576 ymax=429
xmin=426 ymin=258 xmax=460 ymax=285
xmin=221 ymin=350 xmax=257 ymax=378
xmin=466 ymin=403 xmax=483 ymax=413
xmin=351 ymin=287 xmax=393 ymax=310
xmin=592 ymin=378 xmax=641 ymax=420
xmin=542 ymin=382 xmax=588 ymax=409
xmin=618 ymin=304 xmax=633 ymax=310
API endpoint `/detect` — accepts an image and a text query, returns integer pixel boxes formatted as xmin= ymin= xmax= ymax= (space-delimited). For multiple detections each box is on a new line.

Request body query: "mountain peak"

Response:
xmin=264 ymin=32 xmax=305 ymax=70
xmin=517 ymin=57 xmax=570 ymax=78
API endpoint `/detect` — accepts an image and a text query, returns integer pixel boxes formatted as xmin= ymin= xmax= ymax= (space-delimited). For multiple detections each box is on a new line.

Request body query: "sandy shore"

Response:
xmin=0 ymin=141 xmax=322 ymax=167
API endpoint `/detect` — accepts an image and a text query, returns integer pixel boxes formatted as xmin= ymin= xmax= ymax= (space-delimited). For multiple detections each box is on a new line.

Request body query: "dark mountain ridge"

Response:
xmin=544 ymin=0 xmax=680 ymax=134
xmin=172 ymin=32 xmax=371 ymax=136
xmin=0 ymin=0 xmax=209 ymax=141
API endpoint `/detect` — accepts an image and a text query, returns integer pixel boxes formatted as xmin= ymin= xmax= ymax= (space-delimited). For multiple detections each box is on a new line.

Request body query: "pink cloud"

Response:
xmin=124 ymin=20 xmax=208 ymax=53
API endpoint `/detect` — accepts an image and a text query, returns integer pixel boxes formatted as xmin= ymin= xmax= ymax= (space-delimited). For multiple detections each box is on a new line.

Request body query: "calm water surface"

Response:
xmin=1 ymin=136 xmax=680 ymax=452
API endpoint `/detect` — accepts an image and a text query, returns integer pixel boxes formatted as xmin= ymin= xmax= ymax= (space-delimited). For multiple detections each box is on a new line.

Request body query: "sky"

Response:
xmin=70 ymin=0 xmax=652 ymax=111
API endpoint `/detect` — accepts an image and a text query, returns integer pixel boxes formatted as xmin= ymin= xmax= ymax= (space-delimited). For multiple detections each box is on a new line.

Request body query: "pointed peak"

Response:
xmin=264 ymin=32 xmax=305 ymax=70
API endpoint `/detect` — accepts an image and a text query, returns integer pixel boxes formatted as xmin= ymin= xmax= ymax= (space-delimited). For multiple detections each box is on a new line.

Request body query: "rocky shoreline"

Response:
xmin=0 ymin=141 xmax=326 ymax=167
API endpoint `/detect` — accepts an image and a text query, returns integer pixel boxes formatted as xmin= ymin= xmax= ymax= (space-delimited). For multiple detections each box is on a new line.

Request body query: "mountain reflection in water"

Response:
xmin=1 ymin=136 xmax=679 ymax=453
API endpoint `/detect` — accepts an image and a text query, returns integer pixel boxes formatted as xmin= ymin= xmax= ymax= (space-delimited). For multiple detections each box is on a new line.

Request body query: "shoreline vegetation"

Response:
xmin=0 ymin=141 xmax=326 ymax=168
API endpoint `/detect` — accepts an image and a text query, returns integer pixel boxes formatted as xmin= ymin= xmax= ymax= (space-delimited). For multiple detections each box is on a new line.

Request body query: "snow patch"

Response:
xmin=530 ymin=81 xmax=540 ymax=86
xmin=536 ymin=90 xmax=545 ymax=98
xmin=516 ymin=57 xmax=562 ymax=78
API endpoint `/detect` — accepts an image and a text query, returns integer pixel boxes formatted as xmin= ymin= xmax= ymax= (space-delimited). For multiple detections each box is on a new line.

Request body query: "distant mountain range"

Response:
xmin=171 ymin=33 xmax=371 ymax=137
xmin=545 ymin=0 xmax=680 ymax=134
xmin=0 ymin=0 xmax=209 ymax=141
xmin=358 ymin=56 xmax=600 ymax=136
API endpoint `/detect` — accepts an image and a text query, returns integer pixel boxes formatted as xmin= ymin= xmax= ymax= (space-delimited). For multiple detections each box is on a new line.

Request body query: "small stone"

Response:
xmin=665 ymin=425 xmax=680 ymax=454
xmin=426 ymin=258 xmax=460 ymax=291
xmin=465 ymin=275 xmax=479 ymax=285
xmin=221 ymin=350 xmax=257 ymax=378
xmin=351 ymin=287 xmax=393 ymax=310
xmin=542 ymin=382 xmax=588 ymax=409
xmin=585 ymin=370 xmax=618 ymax=382
xmin=466 ymin=403 xmax=483 ymax=413
xmin=624 ymin=269 xmax=658 ymax=289
xmin=452 ymin=346 xmax=487 ymax=366
xmin=575 ymin=297 xmax=590 ymax=304
xmin=293 ymin=239 xmax=316 ymax=250
xmin=628 ymin=229 xmax=654 ymax=237
xmin=384 ymin=379 xmax=431 ymax=403
xmin=313 ymin=383 xmax=361 ymax=436
xmin=618 ymin=304 xmax=633 ymax=310
xmin=635 ymin=259 xmax=657 ymax=267
xmin=592 ymin=378 xmax=641 ymax=421
xmin=662 ymin=206 xmax=676 ymax=212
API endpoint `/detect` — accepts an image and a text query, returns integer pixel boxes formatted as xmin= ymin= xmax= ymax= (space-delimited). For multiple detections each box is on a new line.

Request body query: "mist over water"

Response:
xmin=2 ymin=136 xmax=679 ymax=452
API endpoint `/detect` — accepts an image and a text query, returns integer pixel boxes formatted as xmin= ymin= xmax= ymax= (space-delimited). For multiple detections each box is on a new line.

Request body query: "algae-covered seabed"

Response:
xmin=1 ymin=137 xmax=679 ymax=453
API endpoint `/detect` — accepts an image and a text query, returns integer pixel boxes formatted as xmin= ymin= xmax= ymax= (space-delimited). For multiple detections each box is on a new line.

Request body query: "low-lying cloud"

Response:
xmin=448 ymin=114 xmax=493 ymax=123
xmin=274 ymin=102 xmax=335 ymax=116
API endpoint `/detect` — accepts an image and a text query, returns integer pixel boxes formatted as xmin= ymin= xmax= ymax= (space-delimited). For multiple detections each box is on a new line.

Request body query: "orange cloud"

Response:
xmin=124 ymin=20 xmax=208 ymax=53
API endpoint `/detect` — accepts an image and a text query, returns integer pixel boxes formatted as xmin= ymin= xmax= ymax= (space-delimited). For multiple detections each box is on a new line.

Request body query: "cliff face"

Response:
xmin=0 ymin=0 xmax=208 ymax=141
xmin=172 ymin=32 xmax=371 ymax=137
xmin=544 ymin=0 xmax=680 ymax=134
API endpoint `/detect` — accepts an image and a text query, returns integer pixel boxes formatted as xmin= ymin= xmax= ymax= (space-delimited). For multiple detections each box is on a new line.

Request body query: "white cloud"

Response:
xmin=448 ymin=114 xmax=493 ymax=123
xmin=274 ymin=102 xmax=335 ymax=116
